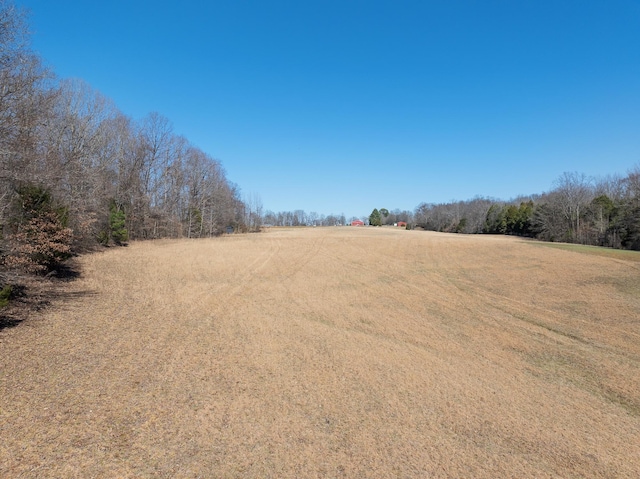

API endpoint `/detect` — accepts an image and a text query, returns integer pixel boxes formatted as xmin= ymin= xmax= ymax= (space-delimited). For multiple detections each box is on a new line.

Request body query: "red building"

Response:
xmin=351 ymin=220 xmax=364 ymax=226
xmin=397 ymin=221 xmax=407 ymax=227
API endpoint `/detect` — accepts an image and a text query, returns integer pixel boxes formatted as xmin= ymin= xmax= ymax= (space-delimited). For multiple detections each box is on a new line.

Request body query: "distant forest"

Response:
xmin=412 ymin=169 xmax=640 ymax=250
xmin=269 ymin=168 xmax=640 ymax=252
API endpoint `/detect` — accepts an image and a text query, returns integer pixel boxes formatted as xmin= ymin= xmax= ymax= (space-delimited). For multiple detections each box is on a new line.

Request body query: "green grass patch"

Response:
xmin=0 ymin=284 xmax=12 ymax=308
xmin=531 ymin=242 xmax=640 ymax=262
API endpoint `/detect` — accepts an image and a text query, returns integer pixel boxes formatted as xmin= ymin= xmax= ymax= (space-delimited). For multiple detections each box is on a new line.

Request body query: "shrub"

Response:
xmin=97 ymin=230 xmax=110 ymax=246
xmin=4 ymin=185 xmax=73 ymax=274
xmin=109 ymin=200 xmax=128 ymax=245
xmin=0 ymin=284 xmax=12 ymax=308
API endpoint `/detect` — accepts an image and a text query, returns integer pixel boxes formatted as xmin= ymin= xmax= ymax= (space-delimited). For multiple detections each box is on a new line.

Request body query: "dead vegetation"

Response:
xmin=1 ymin=228 xmax=639 ymax=478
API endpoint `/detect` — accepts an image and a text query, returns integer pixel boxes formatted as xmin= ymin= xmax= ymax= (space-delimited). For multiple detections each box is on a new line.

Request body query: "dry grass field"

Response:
xmin=1 ymin=227 xmax=639 ymax=478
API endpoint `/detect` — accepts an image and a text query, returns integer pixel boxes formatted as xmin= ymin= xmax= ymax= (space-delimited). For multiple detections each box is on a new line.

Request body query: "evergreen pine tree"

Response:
xmin=369 ymin=208 xmax=382 ymax=226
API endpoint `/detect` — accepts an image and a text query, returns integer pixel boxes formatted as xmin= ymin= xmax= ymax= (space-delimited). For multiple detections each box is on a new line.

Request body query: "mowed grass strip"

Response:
xmin=532 ymin=240 xmax=640 ymax=263
xmin=1 ymin=227 xmax=639 ymax=478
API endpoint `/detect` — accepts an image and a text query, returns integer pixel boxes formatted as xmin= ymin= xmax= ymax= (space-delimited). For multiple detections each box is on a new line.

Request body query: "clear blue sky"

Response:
xmin=18 ymin=0 xmax=640 ymax=218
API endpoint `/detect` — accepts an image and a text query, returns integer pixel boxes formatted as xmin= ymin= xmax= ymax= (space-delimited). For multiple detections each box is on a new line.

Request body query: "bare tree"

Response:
xmin=244 ymin=192 xmax=263 ymax=231
xmin=553 ymin=172 xmax=594 ymax=243
xmin=624 ymin=165 xmax=640 ymax=203
xmin=0 ymin=1 xmax=54 ymax=248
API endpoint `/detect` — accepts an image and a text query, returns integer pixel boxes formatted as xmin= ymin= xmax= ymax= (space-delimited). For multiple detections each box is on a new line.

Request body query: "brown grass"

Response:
xmin=1 ymin=227 xmax=639 ymax=478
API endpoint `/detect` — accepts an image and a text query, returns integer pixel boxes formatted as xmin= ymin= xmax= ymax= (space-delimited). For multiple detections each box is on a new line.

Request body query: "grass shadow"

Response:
xmin=0 ymin=260 xmax=90 ymax=331
xmin=0 ymin=315 xmax=23 ymax=329
xmin=48 ymin=264 xmax=82 ymax=281
xmin=0 ymin=284 xmax=28 ymax=331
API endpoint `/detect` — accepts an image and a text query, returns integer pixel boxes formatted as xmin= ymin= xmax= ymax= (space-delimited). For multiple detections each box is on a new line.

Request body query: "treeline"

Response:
xmin=259 ymin=208 xmax=413 ymax=227
xmin=1 ymin=2 xmax=246 ymax=275
xmin=414 ymin=170 xmax=640 ymax=250
xmin=262 ymin=210 xmax=347 ymax=227
xmin=368 ymin=208 xmax=413 ymax=227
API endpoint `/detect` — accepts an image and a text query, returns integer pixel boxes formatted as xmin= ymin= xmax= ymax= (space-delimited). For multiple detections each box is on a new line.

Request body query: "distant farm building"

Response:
xmin=351 ymin=220 xmax=364 ymax=226
xmin=397 ymin=221 xmax=407 ymax=227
